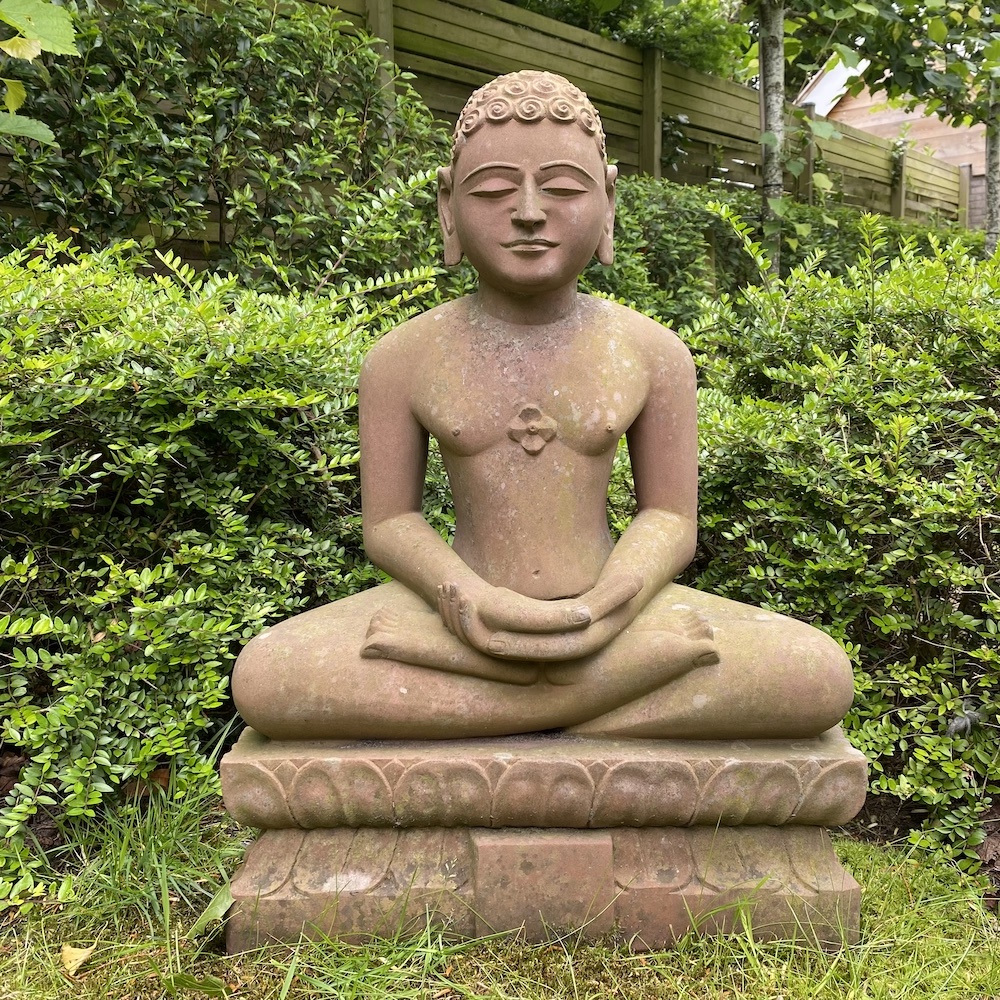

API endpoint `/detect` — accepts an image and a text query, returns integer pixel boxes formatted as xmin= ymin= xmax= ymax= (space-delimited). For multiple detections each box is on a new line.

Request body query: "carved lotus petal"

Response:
xmin=592 ymin=761 xmax=699 ymax=827
xmin=394 ymin=760 xmax=491 ymax=826
xmin=233 ymin=829 xmax=306 ymax=896
xmin=794 ymin=760 xmax=868 ymax=825
xmin=695 ymin=760 xmax=802 ymax=825
xmin=289 ymin=758 xmax=394 ymax=828
xmin=492 ymin=760 xmax=593 ymax=827
xmin=223 ymin=761 xmax=296 ymax=828
xmin=613 ymin=828 xmax=696 ymax=892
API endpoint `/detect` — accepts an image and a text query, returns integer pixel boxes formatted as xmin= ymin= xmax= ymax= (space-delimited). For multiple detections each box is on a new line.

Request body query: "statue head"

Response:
xmin=450 ymin=71 xmax=608 ymax=168
xmin=437 ymin=71 xmax=617 ymax=278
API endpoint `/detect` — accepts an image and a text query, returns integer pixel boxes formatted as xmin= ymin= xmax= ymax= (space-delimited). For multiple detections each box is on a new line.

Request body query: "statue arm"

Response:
xmin=359 ymin=337 xmax=485 ymax=608
xmin=593 ymin=331 xmax=699 ymax=611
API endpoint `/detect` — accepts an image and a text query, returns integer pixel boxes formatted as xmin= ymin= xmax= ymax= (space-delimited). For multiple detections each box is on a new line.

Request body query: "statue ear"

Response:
xmin=437 ymin=166 xmax=463 ymax=266
xmin=597 ymin=164 xmax=618 ymax=267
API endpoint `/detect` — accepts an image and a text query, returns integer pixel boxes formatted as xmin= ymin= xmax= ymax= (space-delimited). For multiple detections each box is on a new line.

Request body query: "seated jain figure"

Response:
xmin=234 ymin=72 xmax=854 ymax=741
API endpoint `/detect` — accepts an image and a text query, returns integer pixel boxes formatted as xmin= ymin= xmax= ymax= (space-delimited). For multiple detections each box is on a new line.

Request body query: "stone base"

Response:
xmin=222 ymin=728 xmax=868 ymax=830
xmin=227 ymin=825 xmax=860 ymax=951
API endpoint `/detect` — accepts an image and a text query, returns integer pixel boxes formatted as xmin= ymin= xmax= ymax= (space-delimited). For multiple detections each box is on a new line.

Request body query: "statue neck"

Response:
xmin=473 ymin=281 xmax=580 ymax=328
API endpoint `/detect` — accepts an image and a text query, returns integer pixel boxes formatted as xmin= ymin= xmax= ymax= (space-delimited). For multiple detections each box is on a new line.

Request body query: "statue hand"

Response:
xmin=576 ymin=573 xmax=643 ymax=624
xmin=437 ymin=573 xmax=643 ymax=662
xmin=436 ymin=581 xmax=592 ymax=655
xmin=479 ymin=573 xmax=643 ymax=662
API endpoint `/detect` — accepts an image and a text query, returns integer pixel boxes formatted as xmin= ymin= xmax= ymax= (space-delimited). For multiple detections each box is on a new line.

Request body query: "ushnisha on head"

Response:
xmin=438 ymin=71 xmax=617 ymax=272
xmin=450 ymin=70 xmax=608 ymax=168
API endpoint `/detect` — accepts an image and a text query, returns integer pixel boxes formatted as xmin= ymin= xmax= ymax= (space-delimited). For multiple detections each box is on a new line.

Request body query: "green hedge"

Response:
xmin=584 ymin=176 xmax=986 ymax=330
xmin=0 ymin=239 xmax=437 ymax=906
xmin=0 ymin=0 xmax=448 ymax=288
xmin=683 ymin=212 xmax=999 ymax=865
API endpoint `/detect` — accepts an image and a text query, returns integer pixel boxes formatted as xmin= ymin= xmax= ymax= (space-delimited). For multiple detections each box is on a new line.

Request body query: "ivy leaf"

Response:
xmin=0 ymin=110 xmax=54 ymax=144
xmin=0 ymin=0 xmax=77 ymax=55
xmin=2 ymin=78 xmax=25 ymax=112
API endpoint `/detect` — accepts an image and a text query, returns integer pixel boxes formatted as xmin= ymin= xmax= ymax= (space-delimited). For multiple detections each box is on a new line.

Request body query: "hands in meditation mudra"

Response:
xmin=233 ymin=72 xmax=853 ymax=741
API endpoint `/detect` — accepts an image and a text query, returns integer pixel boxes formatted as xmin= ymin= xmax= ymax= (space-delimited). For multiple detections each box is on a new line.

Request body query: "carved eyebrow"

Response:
xmin=539 ymin=160 xmax=600 ymax=185
xmin=459 ymin=162 xmax=520 ymax=185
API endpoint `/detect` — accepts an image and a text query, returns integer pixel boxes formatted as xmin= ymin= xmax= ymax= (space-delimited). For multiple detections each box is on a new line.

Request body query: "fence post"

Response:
xmin=891 ymin=149 xmax=907 ymax=218
xmin=365 ymin=0 xmax=396 ymax=176
xmin=365 ymin=0 xmax=394 ymax=63
xmin=958 ymin=163 xmax=972 ymax=228
xmin=640 ymin=48 xmax=662 ymax=179
xmin=800 ymin=102 xmax=815 ymax=205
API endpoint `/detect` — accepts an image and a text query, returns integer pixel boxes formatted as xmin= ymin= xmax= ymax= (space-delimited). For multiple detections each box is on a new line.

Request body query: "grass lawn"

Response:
xmin=2 ymin=787 xmax=998 ymax=1000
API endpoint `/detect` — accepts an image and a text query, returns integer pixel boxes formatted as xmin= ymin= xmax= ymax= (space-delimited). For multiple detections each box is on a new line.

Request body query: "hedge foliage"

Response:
xmin=0 ymin=0 xmax=448 ymax=288
xmin=0 ymin=239 xmax=437 ymax=906
xmin=584 ymin=176 xmax=986 ymax=331
xmin=683 ymin=212 xmax=999 ymax=865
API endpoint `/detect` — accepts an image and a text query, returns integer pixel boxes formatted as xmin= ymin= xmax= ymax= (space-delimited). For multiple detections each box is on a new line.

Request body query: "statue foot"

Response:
xmin=361 ymin=605 xmax=539 ymax=685
xmin=543 ymin=608 xmax=718 ymax=688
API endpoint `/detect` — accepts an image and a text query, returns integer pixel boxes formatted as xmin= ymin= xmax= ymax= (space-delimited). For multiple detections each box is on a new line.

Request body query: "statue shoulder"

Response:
xmin=362 ymin=298 xmax=469 ymax=376
xmin=589 ymin=296 xmax=692 ymax=366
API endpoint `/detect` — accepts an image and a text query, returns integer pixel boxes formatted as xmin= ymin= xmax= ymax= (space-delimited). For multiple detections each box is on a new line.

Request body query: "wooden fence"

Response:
xmin=318 ymin=0 xmax=965 ymax=223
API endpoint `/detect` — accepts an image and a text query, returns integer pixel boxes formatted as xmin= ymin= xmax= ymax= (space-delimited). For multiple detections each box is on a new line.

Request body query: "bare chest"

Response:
xmin=411 ymin=337 xmax=648 ymax=457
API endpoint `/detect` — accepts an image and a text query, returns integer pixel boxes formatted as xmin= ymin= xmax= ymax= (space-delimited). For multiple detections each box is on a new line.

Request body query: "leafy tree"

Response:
xmin=0 ymin=0 xmax=76 ymax=145
xmin=796 ymin=1 xmax=1000 ymax=250
xmin=509 ymin=0 xmax=748 ymax=77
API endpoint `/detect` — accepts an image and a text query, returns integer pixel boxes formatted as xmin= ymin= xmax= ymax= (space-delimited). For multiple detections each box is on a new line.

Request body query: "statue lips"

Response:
xmin=504 ymin=238 xmax=559 ymax=254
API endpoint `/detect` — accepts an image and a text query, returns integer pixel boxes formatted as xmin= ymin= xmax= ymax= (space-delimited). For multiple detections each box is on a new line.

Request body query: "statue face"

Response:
xmin=438 ymin=118 xmax=617 ymax=295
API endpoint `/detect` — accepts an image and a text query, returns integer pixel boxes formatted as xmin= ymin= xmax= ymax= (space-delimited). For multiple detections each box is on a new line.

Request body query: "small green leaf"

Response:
xmin=0 ymin=35 xmax=41 ymax=60
xmin=186 ymin=883 xmax=233 ymax=938
xmin=927 ymin=17 xmax=948 ymax=44
xmin=806 ymin=118 xmax=840 ymax=140
xmin=767 ymin=196 xmax=790 ymax=218
xmin=162 ymin=972 xmax=231 ymax=997
xmin=811 ymin=171 xmax=835 ymax=193
xmin=2 ymin=78 xmax=25 ymax=112
xmin=831 ymin=42 xmax=861 ymax=68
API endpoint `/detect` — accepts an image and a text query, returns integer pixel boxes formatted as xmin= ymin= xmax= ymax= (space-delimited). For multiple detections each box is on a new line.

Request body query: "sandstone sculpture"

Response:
xmin=224 ymin=71 xmax=866 ymax=951
xmin=232 ymin=71 xmax=854 ymax=742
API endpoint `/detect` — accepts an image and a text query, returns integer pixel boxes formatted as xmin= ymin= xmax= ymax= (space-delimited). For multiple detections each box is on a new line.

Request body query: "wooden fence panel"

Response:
xmin=388 ymin=0 xmax=643 ymax=169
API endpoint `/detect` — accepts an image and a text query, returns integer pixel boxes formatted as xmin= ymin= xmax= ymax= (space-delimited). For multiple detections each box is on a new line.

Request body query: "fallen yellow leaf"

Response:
xmin=60 ymin=943 xmax=96 ymax=977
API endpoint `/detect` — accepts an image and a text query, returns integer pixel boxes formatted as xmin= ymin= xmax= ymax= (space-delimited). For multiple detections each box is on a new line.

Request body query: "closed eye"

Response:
xmin=542 ymin=180 xmax=589 ymax=196
xmin=467 ymin=179 xmax=518 ymax=198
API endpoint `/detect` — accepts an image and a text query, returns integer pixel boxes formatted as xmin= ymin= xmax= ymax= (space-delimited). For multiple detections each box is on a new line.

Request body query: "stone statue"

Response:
xmin=232 ymin=71 xmax=854 ymax=742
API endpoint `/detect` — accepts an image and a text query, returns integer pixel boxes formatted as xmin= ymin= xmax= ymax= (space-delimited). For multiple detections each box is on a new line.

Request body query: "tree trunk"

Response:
xmin=986 ymin=100 xmax=1000 ymax=256
xmin=759 ymin=0 xmax=785 ymax=274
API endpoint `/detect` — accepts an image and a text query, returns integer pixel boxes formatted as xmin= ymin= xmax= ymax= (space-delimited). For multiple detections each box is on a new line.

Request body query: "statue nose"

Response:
xmin=512 ymin=181 xmax=545 ymax=226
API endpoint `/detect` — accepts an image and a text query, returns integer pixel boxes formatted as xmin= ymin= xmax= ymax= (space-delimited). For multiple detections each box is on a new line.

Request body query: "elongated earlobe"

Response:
xmin=437 ymin=166 xmax=463 ymax=266
xmin=598 ymin=164 xmax=617 ymax=266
